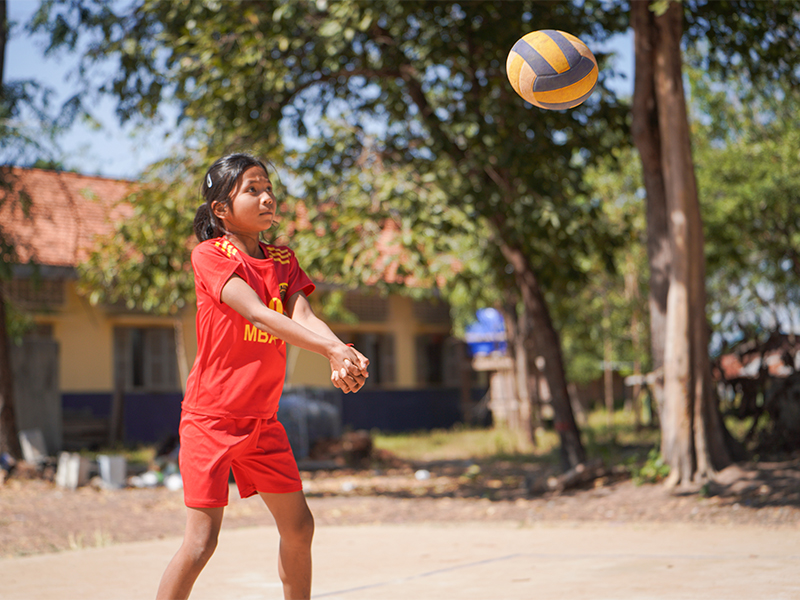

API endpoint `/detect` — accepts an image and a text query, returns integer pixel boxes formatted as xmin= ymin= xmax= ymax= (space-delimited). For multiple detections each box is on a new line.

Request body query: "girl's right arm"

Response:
xmin=220 ymin=274 xmax=366 ymax=393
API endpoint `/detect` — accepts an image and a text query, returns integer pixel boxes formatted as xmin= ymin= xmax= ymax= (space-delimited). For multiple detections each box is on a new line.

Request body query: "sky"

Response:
xmin=6 ymin=0 xmax=634 ymax=181
xmin=6 ymin=0 xmax=176 ymax=179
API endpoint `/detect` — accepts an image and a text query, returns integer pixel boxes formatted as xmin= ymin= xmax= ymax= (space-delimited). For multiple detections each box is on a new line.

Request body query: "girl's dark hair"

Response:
xmin=193 ymin=153 xmax=270 ymax=241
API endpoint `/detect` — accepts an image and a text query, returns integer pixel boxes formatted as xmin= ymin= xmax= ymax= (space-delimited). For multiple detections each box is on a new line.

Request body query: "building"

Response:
xmin=2 ymin=167 xmax=475 ymax=452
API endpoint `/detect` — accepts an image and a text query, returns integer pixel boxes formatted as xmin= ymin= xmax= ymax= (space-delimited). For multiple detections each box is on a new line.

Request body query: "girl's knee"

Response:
xmin=181 ymin=506 xmax=223 ymax=566
xmin=285 ymin=510 xmax=314 ymax=546
xmin=261 ymin=491 xmax=314 ymax=547
xmin=183 ymin=531 xmax=219 ymax=565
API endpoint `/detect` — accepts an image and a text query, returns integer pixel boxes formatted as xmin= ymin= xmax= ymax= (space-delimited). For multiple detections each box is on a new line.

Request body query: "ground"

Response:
xmin=1 ymin=454 xmax=799 ymax=558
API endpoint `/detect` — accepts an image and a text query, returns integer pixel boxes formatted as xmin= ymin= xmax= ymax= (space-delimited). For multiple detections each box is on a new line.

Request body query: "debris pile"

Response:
xmin=305 ymin=430 xmax=405 ymax=469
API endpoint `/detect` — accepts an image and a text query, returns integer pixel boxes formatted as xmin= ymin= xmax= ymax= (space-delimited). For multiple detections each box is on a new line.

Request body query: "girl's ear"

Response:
xmin=211 ymin=200 xmax=227 ymax=220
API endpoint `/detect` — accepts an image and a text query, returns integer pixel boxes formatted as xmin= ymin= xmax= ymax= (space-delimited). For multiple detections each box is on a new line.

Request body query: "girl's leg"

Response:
xmin=156 ymin=506 xmax=224 ymax=600
xmin=259 ymin=490 xmax=315 ymax=600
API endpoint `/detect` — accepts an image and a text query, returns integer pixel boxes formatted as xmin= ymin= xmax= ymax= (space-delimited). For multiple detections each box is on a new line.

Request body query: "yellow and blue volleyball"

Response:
xmin=506 ymin=29 xmax=598 ymax=110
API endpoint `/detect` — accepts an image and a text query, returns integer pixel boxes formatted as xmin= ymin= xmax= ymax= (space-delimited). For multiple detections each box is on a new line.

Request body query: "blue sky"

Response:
xmin=7 ymin=0 xmax=175 ymax=179
xmin=6 ymin=0 xmax=633 ymax=181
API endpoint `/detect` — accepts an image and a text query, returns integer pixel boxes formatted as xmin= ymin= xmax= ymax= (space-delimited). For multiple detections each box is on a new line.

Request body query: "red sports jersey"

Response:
xmin=182 ymin=238 xmax=315 ymax=418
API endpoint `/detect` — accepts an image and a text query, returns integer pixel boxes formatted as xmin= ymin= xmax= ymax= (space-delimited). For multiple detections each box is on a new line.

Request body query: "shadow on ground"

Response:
xmin=704 ymin=458 xmax=800 ymax=509
xmin=301 ymin=448 xmax=800 ymax=511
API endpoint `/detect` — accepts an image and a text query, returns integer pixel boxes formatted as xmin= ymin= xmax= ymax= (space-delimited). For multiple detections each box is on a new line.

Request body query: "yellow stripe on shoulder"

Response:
xmin=213 ymin=239 xmax=238 ymax=258
xmin=266 ymin=246 xmax=292 ymax=264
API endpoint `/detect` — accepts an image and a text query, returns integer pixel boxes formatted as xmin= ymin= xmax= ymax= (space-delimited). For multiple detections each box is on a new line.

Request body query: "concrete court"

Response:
xmin=1 ymin=522 xmax=798 ymax=600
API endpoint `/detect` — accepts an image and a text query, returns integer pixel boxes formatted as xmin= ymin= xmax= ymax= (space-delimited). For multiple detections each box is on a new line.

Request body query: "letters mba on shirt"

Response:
xmin=244 ymin=293 xmax=287 ymax=346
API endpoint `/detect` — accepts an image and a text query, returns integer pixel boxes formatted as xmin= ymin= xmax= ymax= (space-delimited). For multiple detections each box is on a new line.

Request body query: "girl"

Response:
xmin=157 ymin=153 xmax=369 ymax=600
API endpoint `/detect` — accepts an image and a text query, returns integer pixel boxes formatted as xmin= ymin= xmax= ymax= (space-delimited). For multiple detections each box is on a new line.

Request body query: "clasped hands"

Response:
xmin=330 ymin=344 xmax=369 ymax=393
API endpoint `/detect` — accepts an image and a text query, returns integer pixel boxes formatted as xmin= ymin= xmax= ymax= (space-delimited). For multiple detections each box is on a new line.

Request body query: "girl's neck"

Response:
xmin=224 ymin=233 xmax=265 ymax=259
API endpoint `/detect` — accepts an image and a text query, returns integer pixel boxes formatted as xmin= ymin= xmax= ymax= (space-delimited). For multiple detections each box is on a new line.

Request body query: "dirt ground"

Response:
xmin=2 ymin=453 xmax=799 ymax=559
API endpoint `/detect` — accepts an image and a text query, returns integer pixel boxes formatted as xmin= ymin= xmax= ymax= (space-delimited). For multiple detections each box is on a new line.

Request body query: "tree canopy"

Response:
xmin=32 ymin=0 xmax=634 ymax=319
xmin=691 ymin=70 xmax=800 ymax=350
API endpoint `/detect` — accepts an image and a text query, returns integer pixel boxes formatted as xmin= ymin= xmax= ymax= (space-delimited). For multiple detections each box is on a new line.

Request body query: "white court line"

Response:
xmin=313 ymin=553 xmax=524 ymax=598
xmin=312 ymin=551 xmax=800 ymax=598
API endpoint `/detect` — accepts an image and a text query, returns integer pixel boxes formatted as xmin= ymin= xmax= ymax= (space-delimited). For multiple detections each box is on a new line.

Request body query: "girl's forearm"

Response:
xmin=221 ymin=276 xmax=341 ymax=359
xmin=248 ymin=304 xmax=338 ymax=359
xmin=294 ymin=312 xmax=343 ymax=344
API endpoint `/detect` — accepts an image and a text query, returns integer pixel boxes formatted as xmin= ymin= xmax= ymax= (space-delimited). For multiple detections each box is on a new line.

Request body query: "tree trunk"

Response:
xmin=501 ymin=297 xmax=534 ymax=449
xmin=523 ymin=315 xmax=544 ymax=433
xmin=514 ymin=300 xmax=536 ymax=447
xmin=631 ymin=0 xmax=670 ymax=418
xmin=603 ymin=297 xmax=614 ymax=427
xmin=0 ymin=286 xmax=22 ymax=458
xmin=500 ymin=243 xmax=585 ymax=469
xmin=634 ymin=1 xmax=732 ymax=486
xmin=0 ymin=1 xmax=21 ymax=459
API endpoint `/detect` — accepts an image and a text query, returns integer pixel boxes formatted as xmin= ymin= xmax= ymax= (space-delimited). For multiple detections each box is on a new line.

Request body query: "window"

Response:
xmin=416 ymin=335 xmax=465 ymax=387
xmin=343 ymin=293 xmax=389 ymax=322
xmin=4 ymin=278 xmax=65 ymax=309
xmin=114 ymin=326 xmax=180 ymax=392
xmin=24 ymin=324 xmax=54 ymax=339
xmin=412 ymin=299 xmax=451 ymax=325
xmin=416 ymin=334 xmax=446 ymax=385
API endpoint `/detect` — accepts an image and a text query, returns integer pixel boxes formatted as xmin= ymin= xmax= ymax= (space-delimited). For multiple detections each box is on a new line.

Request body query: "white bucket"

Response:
xmin=98 ymin=455 xmax=127 ymax=489
xmin=55 ymin=452 xmax=91 ymax=490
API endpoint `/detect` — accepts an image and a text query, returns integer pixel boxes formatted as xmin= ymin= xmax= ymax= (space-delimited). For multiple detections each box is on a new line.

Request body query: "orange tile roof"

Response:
xmin=1 ymin=167 xmax=447 ymax=290
xmin=0 ymin=167 xmax=134 ymax=268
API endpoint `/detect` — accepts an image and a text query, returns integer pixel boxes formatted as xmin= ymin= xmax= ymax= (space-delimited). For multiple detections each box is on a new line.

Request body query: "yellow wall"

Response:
xmin=38 ymin=283 xmax=449 ymax=393
xmin=285 ymin=346 xmax=332 ymax=388
xmin=52 ymin=284 xmax=113 ymax=391
xmin=39 ymin=282 xmax=197 ymax=393
xmin=285 ymin=295 xmax=451 ymax=389
xmin=389 ymin=295 xmax=416 ymax=387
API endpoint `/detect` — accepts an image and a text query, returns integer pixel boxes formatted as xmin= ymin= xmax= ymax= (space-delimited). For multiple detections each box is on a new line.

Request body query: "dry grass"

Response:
xmin=373 ymin=424 xmax=558 ymax=462
xmin=373 ymin=409 xmax=662 ymax=467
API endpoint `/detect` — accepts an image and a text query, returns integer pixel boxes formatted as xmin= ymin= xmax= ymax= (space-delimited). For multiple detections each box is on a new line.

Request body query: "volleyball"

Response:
xmin=506 ymin=29 xmax=598 ymax=110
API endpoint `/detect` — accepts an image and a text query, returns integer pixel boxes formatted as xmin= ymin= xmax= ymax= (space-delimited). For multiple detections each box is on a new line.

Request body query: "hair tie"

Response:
xmin=206 ymin=173 xmax=213 ymax=188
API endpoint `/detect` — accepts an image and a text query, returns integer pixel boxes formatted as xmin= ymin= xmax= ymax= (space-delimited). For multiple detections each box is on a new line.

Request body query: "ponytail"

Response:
xmin=193 ymin=203 xmax=222 ymax=242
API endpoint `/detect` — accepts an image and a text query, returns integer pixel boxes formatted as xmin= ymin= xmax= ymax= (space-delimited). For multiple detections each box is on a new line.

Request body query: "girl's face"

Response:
xmin=217 ymin=165 xmax=276 ymax=234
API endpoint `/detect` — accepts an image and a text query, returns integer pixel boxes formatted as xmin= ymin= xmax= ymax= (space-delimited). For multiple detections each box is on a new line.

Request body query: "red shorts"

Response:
xmin=179 ymin=411 xmax=303 ymax=508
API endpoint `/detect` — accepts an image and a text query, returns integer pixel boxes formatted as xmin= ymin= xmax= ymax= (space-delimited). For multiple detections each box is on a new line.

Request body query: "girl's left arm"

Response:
xmin=286 ymin=291 xmax=370 ymax=382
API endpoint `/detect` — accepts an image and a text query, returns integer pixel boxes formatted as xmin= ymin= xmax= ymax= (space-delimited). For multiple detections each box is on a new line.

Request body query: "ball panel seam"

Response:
xmin=510 ymin=40 xmax=556 ymax=77
xmin=540 ymin=30 xmax=582 ymax=68
xmin=534 ymin=70 xmax=598 ymax=107
xmin=532 ymin=57 xmax=598 ymax=92
xmin=536 ymin=89 xmax=594 ymax=110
